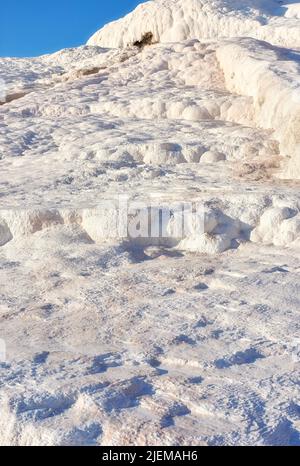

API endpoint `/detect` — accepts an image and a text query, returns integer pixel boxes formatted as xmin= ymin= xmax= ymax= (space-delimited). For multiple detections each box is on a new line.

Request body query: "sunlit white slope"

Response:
xmin=87 ymin=0 xmax=300 ymax=48
xmin=283 ymin=2 xmax=300 ymax=19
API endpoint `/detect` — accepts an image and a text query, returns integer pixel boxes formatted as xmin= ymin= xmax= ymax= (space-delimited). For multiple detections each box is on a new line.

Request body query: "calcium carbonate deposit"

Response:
xmin=0 ymin=0 xmax=299 ymax=446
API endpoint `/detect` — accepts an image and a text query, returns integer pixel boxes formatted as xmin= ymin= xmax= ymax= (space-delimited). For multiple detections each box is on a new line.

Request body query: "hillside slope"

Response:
xmin=0 ymin=0 xmax=299 ymax=446
xmin=88 ymin=0 xmax=300 ymax=48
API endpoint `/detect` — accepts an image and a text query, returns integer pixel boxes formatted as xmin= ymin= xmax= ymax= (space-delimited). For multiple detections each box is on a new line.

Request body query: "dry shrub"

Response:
xmin=133 ymin=32 xmax=155 ymax=49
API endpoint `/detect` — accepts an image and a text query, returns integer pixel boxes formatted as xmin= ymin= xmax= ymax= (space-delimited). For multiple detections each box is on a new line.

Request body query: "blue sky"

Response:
xmin=0 ymin=1 xmax=143 ymax=57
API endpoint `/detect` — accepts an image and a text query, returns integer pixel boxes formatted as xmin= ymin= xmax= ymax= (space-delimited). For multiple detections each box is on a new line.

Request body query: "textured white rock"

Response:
xmin=274 ymin=215 xmax=300 ymax=246
xmin=178 ymin=232 xmax=231 ymax=253
xmin=0 ymin=0 xmax=300 ymax=448
xmin=88 ymin=0 xmax=300 ymax=49
xmin=168 ymin=207 xmax=219 ymax=237
xmin=0 ymin=210 xmax=63 ymax=237
xmin=216 ymin=39 xmax=300 ymax=178
xmin=200 ymin=150 xmax=226 ymax=163
xmin=143 ymin=142 xmax=186 ymax=165
xmin=284 ymin=3 xmax=300 ymax=18
xmin=81 ymin=208 xmax=119 ymax=242
xmin=181 ymin=145 xmax=206 ymax=163
xmin=0 ymin=219 xmax=12 ymax=246
xmin=251 ymin=207 xmax=299 ymax=246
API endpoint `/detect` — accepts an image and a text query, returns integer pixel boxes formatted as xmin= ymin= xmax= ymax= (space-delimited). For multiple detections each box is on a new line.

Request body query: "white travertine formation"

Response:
xmin=0 ymin=0 xmax=300 ymax=447
xmin=88 ymin=0 xmax=300 ymax=49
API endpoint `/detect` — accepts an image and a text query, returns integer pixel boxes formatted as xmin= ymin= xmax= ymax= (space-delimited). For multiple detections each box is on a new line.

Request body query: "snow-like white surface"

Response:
xmin=284 ymin=2 xmax=300 ymax=18
xmin=88 ymin=0 xmax=300 ymax=48
xmin=0 ymin=0 xmax=300 ymax=447
xmin=0 ymin=233 xmax=300 ymax=446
